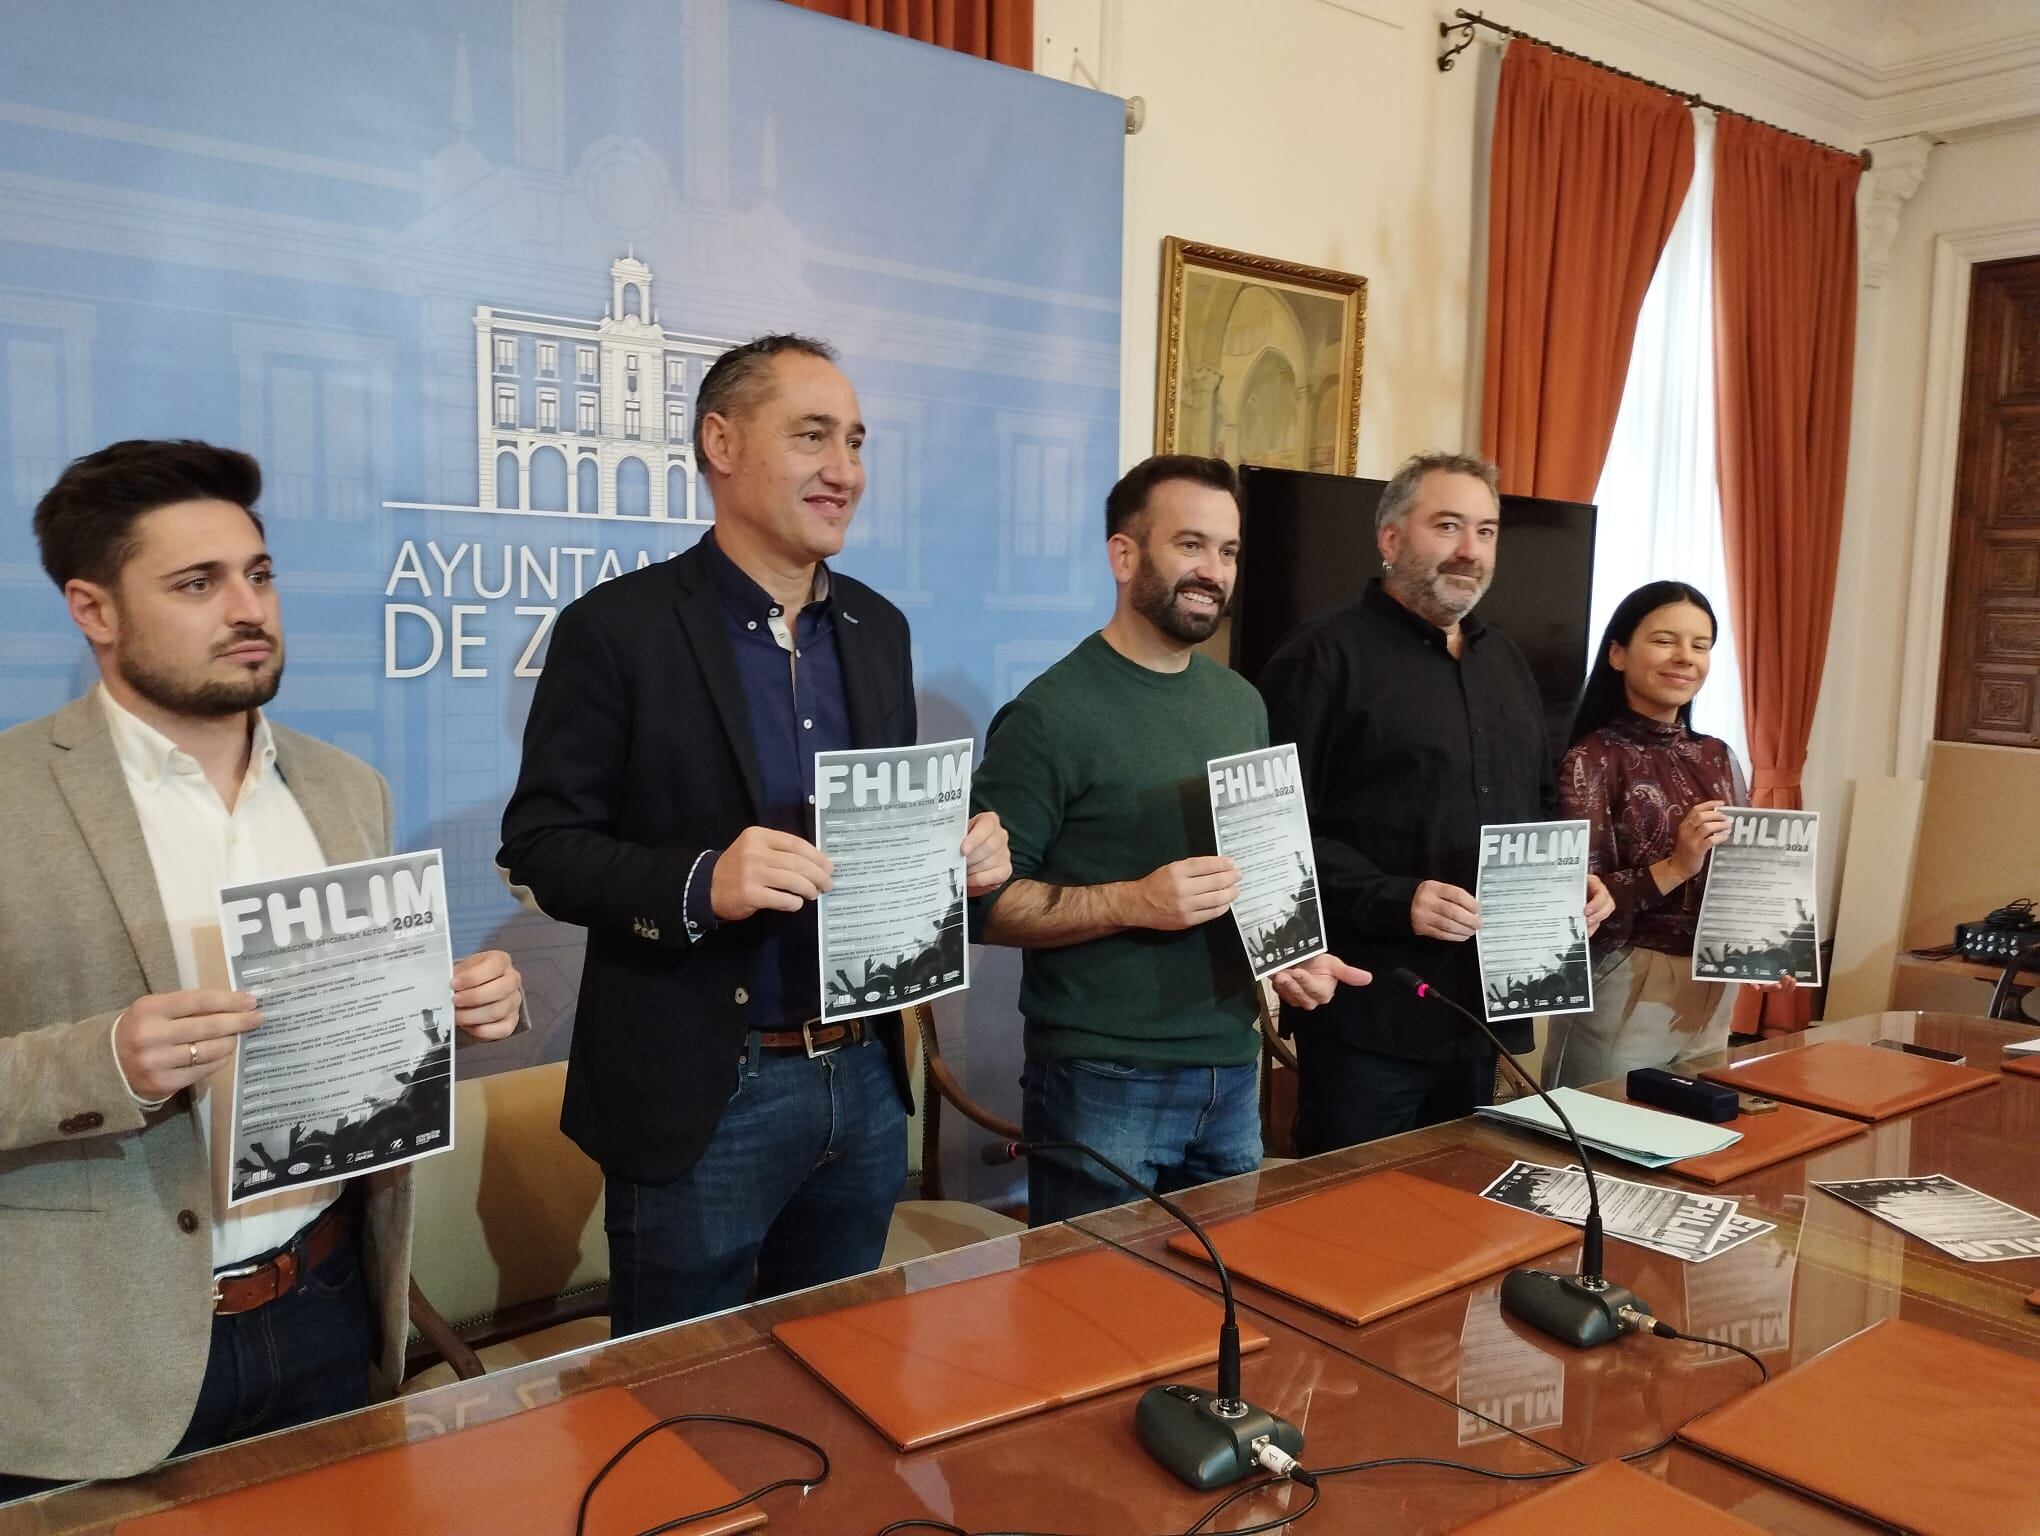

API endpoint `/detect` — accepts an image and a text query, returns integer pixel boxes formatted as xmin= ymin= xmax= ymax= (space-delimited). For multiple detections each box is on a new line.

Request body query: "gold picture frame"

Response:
xmin=1155 ymin=237 xmax=1368 ymax=475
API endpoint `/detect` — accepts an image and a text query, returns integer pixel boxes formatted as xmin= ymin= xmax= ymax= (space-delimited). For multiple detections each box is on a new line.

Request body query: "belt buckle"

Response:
xmin=210 ymin=1255 xmax=266 ymax=1310
xmin=801 ymin=1018 xmax=842 ymax=1059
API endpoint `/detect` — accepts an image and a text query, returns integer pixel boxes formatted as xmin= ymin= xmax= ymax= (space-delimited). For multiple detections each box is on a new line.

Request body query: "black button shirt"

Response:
xmin=1258 ymin=580 xmax=1555 ymax=1058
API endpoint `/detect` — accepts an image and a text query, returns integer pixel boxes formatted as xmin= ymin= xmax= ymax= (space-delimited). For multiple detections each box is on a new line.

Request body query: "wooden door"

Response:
xmin=1939 ymin=255 xmax=2040 ymax=747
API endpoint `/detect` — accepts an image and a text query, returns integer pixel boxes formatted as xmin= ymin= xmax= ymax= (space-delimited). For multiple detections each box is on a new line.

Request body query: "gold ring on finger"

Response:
xmin=189 ymin=1041 xmax=199 ymax=1067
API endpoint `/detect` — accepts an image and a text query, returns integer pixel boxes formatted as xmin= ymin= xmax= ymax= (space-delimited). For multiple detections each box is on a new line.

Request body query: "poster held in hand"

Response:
xmin=1474 ymin=820 xmax=1593 ymax=1022
xmin=221 ymin=850 xmax=456 ymax=1208
xmin=815 ymin=740 xmax=972 ymax=1023
xmin=1207 ymin=743 xmax=1327 ymax=981
xmin=1692 ymin=808 xmax=1822 ymax=984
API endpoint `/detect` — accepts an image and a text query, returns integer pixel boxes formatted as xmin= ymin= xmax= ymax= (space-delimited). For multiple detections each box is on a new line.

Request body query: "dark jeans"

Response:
xmin=1020 ymin=1057 xmax=1261 ymax=1226
xmin=1294 ymin=1036 xmax=1494 ymax=1154
xmin=605 ymin=1032 xmax=906 ymax=1337
xmin=0 ymin=1214 xmax=374 ymax=1506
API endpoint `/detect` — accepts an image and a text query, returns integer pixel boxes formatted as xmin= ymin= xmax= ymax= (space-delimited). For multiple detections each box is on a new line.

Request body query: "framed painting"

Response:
xmin=1155 ymin=237 xmax=1367 ymax=474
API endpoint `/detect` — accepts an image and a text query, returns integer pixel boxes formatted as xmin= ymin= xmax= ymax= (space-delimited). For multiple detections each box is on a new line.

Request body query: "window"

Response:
xmin=577 ymin=347 xmax=597 ymax=381
xmin=1012 ymin=439 xmax=1076 ymax=559
xmin=666 ymin=357 xmax=687 ymax=391
xmin=578 ymin=395 xmax=597 ymax=433
xmin=667 ymin=402 xmax=686 ymax=441
xmin=493 ymin=336 xmax=516 ymax=373
xmin=494 ymin=385 xmax=517 ymax=427
xmin=623 ymin=401 xmax=641 ymax=439
xmin=625 ymin=355 xmax=640 ymax=394
xmin=537 ymin=341 xmax=557 ymax=376
xmin=1588 ymin=112 xmax=1747 ymax=767
xmin=537 ymin=390 xmax=558 ymax=431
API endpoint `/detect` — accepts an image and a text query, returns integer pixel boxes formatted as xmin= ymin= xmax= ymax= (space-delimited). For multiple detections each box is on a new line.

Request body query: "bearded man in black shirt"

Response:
xmin=1258 ymin=452 xmax=1612 ymax=1152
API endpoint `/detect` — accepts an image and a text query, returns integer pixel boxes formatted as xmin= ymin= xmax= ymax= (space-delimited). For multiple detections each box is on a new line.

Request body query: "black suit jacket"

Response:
xmin=499 ymin=539 xmax=917 ymax=1184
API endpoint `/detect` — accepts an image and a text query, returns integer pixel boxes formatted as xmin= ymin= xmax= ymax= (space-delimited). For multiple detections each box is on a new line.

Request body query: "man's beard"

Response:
xmin=115 ymin=628 xmax=285 ymax=718
xmin=1130 ymin=554 xmax=1228 ymax=643
xmin=1386 ymin=553 xmax=1491 ymax=627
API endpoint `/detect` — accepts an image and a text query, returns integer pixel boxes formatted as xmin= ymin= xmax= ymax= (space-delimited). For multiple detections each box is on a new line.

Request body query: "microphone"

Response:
xmin=982 ymin=1138 xmax=1311 ymax=1491
xmin=1385 ymin=968 xmax=1651 ymax=1348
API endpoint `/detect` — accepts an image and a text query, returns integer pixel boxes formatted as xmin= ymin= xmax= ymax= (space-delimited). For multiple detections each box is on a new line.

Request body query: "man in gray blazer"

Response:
xmin=0 ymin=440 xmax=524 ymax=1498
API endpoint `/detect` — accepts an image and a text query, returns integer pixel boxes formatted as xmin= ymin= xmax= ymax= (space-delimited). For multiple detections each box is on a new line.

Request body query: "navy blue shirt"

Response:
xmin=687 ymin=532 xmax=853 ymax=1029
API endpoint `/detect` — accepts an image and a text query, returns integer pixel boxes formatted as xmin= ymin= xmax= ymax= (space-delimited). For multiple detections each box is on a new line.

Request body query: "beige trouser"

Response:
xmin=1540 ymin=946 xmax=1734 ymax=1090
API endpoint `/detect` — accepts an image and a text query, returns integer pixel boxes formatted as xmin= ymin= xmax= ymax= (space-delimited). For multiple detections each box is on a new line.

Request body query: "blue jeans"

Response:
xmin=171 ymin=1219 xmax=376 ymax=1457
xmin=605 ymin=1032 xmax=906 ymax=1336
xmin=1020 ymin=1057 xmax=1261 ymax=1227
xmin=0 ymin=1210 xmax=377 ymax=1504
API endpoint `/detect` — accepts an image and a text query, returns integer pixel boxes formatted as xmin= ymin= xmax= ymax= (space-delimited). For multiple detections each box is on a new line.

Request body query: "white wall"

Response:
xmin=1037 ymin=0 xmax=2037 ymax=914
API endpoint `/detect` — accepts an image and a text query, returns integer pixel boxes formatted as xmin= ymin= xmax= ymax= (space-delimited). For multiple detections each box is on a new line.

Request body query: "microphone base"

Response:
xmin=1135 ymin=1383 xmax=1304 ymax=1490
xmin=1500 ymin=1268 xmax=1649 ymax=1348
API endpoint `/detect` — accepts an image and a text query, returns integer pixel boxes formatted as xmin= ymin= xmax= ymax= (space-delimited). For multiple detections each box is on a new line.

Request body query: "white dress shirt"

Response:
xmin=100 ymin=686 xmax=340 ymax=1268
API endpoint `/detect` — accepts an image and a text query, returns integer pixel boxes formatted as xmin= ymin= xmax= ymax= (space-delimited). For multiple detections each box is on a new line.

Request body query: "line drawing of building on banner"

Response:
xmin=465 ymin=253 xmax=735 ymax=524
xmin=0 ymin=0 xmax=1120 ymax=1070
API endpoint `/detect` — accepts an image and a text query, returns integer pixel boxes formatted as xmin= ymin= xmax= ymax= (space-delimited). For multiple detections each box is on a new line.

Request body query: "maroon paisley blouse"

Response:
xmin=1557 ymin=711 xmax=1747 ymax=959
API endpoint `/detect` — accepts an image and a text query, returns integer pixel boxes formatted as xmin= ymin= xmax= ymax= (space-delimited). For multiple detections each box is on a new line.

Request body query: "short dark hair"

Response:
xmin=1374 ymin=451 xmax=1500 ymax=532
xmin=33 ymin=439 xmax=264 ymax=590
xmin=1104 ymin=454 xmax=1241 ymax=540
xmin=695 ymin=333 xmax=839 ymax=444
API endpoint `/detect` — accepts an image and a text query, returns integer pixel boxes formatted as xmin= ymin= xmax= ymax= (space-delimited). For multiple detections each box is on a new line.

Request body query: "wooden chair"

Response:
xmin=406 ymin=1009 xmax=1028 ymax=1385
xmin=402 ymin=1060 xmax=610 ymax=1390
xmin=883 ymin=1002 xmax=1026 ymax=1262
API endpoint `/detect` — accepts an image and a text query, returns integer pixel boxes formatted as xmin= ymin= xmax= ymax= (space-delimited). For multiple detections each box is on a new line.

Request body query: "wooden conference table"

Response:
xmin=12 ymin=1010 xmax=2039 ymax=1535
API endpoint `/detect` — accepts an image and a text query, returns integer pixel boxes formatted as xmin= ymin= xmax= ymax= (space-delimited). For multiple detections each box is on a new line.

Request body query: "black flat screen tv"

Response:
xmin=1230 ymin=465 xmax=1598 ymax=765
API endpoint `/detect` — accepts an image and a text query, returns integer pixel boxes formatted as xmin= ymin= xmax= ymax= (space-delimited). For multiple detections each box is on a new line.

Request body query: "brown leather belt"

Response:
xmin=211 ymin=1191 xmax=356 ymax=1315
xmin=751 ymin=1018 xmax=866 ymax=1057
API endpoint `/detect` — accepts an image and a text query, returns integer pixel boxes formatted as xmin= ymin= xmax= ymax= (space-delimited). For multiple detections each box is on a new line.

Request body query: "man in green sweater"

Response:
xmin=972 ymin=455 xmax=1368 ymax=1224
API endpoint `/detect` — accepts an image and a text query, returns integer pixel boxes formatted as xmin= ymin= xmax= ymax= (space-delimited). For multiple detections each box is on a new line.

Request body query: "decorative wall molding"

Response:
xmin=1529 ymin=0 xmax=2040 ymax=145
xmin=1858 ymin=134 xmax=1935 ymax=287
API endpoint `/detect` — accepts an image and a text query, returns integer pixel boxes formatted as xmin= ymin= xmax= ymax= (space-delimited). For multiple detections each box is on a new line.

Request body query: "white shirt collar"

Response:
xmin=97 ymin=683 xmax=279 ymax=793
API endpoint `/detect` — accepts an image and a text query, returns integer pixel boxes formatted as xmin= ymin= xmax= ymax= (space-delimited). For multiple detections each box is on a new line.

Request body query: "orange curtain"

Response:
xmin=1712 ymin=116 xmax=1862 ymax=1034
xmin=1481 ymin=44 xmax=1695 ymax=500
xmin=781 ymin=0 xmax=1033 ymax=69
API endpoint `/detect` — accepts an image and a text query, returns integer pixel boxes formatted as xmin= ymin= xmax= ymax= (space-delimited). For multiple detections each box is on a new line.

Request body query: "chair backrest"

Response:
xmin=408 ymin=1060 xmax=607 ymax=1331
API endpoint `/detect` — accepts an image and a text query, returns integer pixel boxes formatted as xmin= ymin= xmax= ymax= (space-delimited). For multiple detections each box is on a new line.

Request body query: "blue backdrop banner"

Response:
xmin=0 ymin=0 xmax=1123 ymax=1091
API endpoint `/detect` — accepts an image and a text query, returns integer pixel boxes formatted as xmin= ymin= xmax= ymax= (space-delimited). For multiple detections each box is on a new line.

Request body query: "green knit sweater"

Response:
xmin=971 ymin=633 xmax=1269 ymax=1066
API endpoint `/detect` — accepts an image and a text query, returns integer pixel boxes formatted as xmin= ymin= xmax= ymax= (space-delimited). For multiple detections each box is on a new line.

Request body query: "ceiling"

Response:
xmin=1539 ymin=0 xmax=2040 ymax=143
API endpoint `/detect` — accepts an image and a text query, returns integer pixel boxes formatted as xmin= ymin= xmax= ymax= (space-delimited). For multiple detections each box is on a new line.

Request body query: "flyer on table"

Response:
xmin=815 ymin=740 xmax=972 ymax=1024
xmin=1207 ymin=743 xmax=1327 ymax=981
xmin=1815 ymin=1174 xmax=2040 ymax=1263
xmin=1474 ymin=819 xmax=1593 ymax=1023
xmin=1692 ymin=809 xmax=1822 ymax=984
xmin=220 ymin=850 xmax=456 ymax=1208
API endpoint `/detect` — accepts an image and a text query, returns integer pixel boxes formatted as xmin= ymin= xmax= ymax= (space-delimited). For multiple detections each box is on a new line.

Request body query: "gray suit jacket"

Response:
xmin=0 ymin=694 xmax=413 ymax=1479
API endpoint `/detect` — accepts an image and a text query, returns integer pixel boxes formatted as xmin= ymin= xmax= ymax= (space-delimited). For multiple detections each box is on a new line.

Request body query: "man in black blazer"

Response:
xmin=500 ymin=335 xmax=1009 ymax=1334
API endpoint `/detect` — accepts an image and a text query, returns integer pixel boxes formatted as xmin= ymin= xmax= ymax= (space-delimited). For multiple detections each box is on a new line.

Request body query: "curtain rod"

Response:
xmin=1437 ymin=9 xmax=1871 ymax=168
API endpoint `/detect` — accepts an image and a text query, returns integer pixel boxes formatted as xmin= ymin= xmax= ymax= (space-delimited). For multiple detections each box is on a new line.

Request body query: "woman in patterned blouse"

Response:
xmin=1542 ymin=581 xmax=1746 ymax=1088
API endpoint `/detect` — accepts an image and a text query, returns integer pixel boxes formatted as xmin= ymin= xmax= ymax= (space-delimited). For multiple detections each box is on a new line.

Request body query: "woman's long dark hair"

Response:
xmin=1569 ymin=580 xmax=1718 ymax=748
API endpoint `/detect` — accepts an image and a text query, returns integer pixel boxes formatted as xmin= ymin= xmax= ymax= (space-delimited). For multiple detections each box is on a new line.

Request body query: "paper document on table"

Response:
xmin=1477 ymin=1087 xmax=1741 ymax=1169
xmin=1479 ymin=1160 xmax=1773 ymax=1264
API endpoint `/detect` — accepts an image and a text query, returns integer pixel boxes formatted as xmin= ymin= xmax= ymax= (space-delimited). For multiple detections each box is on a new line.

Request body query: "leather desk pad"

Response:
xmin=115 ymin=1386 xmax=762 ymax=1535
xmin=771 ymin=1246 xmax=1266 ymax=1451
xmin=1165 ymin=1169 xmax=1573 ymax=1327
xmin=1678 ymin=1317 xmax=2040 ymax=1536
xmin=1444 ymin=1461 xmax=1765 ymax=1533
xmin=1700 ymin=1040 xmax=1997 ymax=1121
xmin=1623 ymin=1097 xmax=1866 ymax=1184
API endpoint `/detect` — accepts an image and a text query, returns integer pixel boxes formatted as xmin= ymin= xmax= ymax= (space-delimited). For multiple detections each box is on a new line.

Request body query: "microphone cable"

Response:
xmin=574 ymin=1412 xmax=830 ymax=1536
